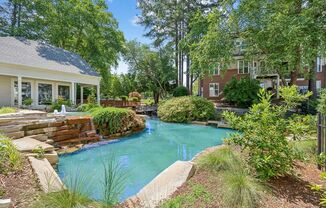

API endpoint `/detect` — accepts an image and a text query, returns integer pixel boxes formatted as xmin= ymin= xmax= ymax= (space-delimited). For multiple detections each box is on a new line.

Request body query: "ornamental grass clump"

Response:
xmin=198 ymin=146 xmax=242 ymax=172
xmin=0 ymin=107 xmax=16 ymax=115
xmin=0 ymin=135 xmax=22 ymax=174
xmin=158 ymin=96 xmax=215 ymax=123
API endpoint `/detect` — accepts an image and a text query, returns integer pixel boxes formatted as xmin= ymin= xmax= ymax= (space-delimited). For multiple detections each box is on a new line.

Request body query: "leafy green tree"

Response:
xmin=223 ymin=86 xmax=311 ymax=179
xmin=318 ymin=89 xmax=326 ymax=114
xmin=223 ymin=77 xmax=260 ymax=107
xmin=123 ymin=40 xmax=176 ymax=104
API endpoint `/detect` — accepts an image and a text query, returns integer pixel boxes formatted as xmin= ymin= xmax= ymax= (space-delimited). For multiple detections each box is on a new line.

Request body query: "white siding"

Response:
xmin=0 ymin=75 xmax=12 ymax=106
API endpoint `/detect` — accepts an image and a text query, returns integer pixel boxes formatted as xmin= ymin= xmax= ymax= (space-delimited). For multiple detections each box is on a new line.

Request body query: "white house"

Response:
xmin=0 ymin=37 xmax=101 ymax=108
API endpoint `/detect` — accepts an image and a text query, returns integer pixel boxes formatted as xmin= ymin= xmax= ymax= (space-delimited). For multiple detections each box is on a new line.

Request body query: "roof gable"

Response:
xmin=0 ymin=37 xmax=99 ymax=77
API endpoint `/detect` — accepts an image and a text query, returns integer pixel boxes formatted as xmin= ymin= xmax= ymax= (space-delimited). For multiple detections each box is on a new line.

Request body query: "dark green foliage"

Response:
xmin=158 ymin=96 xmax=215 ymax=123
xmin=318 ymin=89 xmax=326 ymax=114
xmin=22 ymin=98 xmax=33 ymax=106
xmin=223 ymin=77 xmax=260 ymax=108
xmin=120 ymin=96 xmax=128 ymax=101
xmin=173 ymin=86 xmax=188 ymax=97
xmin=76 ymin=103 xmax=100 ymax=112
xmin=91 ymin=107 xmax=143 ymax=136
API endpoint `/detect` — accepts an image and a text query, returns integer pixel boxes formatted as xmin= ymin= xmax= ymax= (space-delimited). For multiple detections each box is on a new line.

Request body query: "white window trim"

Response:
xmin=209 ymin=83 xmax=219 ymax=97
xmin=238 ymin=60 xmax=250 ymax=74
xmin=11 ymin=78 xmax=35 ymax=106
xmin=36 ymin=81 xmax=54 ymax=106
xmin=317 ymin=57 xmax=322 ymax=73
xmin=57 ymin=83 xmax=71 ymax=100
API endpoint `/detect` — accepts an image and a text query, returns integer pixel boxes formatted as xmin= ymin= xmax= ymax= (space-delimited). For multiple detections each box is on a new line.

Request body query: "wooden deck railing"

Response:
xmin=100 ymin=100 xmax=141 ymax=108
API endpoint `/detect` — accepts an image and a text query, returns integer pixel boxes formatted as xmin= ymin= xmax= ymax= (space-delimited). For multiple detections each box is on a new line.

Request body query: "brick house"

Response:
xmin=199 ymin=56 xmax=326 ymax=101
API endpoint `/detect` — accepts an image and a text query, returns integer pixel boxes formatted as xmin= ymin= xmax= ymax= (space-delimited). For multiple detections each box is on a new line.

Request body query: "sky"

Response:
xmin=107 ymin=0 xmax=151 ymax=74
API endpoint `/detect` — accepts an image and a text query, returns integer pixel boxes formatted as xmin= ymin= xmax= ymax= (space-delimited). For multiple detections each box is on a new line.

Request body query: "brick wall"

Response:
xmin=201 ymin=65 xmax=326 ymax=101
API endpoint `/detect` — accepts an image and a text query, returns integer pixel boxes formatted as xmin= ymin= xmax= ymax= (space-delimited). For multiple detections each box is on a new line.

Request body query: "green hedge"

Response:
xmin=91 ymin=107 xmax=144 ymax=136
xmin=173 ymin=86 xmax=189 ymax=97
xmin=158 ymin=96 xmax=216 ymax=123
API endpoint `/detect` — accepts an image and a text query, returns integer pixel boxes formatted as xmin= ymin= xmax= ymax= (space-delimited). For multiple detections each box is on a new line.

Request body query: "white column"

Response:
xmin=276 ymin=75 xmax=280 ymax=99
xmin=71 ymin=82 xmax=76 ymax=105
xmin=17 ymin=76 xmax=22 ymax=107
xmin=97 ymin=84 xmax=100 ymax=105
xmin=80 ymin=86 xmax=84 ymax=104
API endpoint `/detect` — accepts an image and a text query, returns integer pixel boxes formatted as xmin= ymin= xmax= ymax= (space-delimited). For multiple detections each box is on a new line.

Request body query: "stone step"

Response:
xmin=128 ymin=161 xmax=195 ymax=207
xmin=5 ymin=131 xmax=25 ymax=139
xmin=28 ymin=157 xmax=63 ymax=193
xmin=0 ymin=125 xmax=24 ymax=133
xmin=26 ymin=150 xmax=58 ymax=165
xmin=56 ymin=136 xmax=100 ymax=145
xmin=12 ymin=137 xmax=55 ymax=152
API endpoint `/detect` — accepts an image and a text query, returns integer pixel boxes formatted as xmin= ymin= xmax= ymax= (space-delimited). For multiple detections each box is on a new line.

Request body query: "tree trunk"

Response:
xmin=10 ymin=1 xmax=18 ymax=35
xmin=153 ymin=91 xmax=160 ymax=104
xmin=175 ymin=19 xmax=179 ymax=85
xmin=186 ymin=54 xmax=190 ymax=92
xmin=290 ymin=47 xmax=301 ymax=85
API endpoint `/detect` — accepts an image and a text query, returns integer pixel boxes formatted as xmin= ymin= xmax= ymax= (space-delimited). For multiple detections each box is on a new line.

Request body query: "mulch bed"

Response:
xmin=0 ymin=157 xmax=41 ymax=208
xmin=166 ymin=161 xmax=324 ymax=208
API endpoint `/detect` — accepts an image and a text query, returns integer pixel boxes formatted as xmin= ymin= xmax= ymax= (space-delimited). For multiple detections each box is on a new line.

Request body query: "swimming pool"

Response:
xmin=57 ymin=118 xmax=235 ymax=201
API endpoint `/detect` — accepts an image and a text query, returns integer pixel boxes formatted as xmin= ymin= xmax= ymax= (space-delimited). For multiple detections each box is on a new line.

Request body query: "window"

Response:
xmin=213 ymin=67 xmax=220 ymax=75
xmin=238 ymin=60 xmax=250 ymax=74
xmin=317 ymin=57 xmax=322 ymax=72
xmin=14 ymin=81 xmax=31 ymax=105
xmin=316 ymin=80 xmax=321 ymax=91
xmin=58 ymin=85 xmax=70 ymax=100
xmin=38 ymin=83 xmax=52 ymax=105
xmin=209 ymin=83 xmax=219 ymax=97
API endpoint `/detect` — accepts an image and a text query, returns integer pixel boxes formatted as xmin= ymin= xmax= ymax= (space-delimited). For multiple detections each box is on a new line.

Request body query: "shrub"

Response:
xmin=142 ymin=98 xmax=155 ymax=106
xmin=23 ymin=98 xmax=33 ymax=106
xmin=223 ymin=77 xmax=260 ymax=107
xmin=318 ymin=89 xmax=326 ymax=114
xmin=173 ymin=86 xmax=188 ymax=97
xmin=198 ymin=146 xmax=242 ymax=172
xmin=129 ymin=91 xmax=141 ymax=101
xmin=77 ymin=103 xmax=100 ymax=112
xmin=223 ymin=87 xmax=311 ymax=179
xmin=87 ymin=92 xmax=97 ymax=105
xmin=130 ymin=97 xmax=140 ymax=102
xmin=0 ymin=107 xmax=16 ymax=115
xmin=120 ymin=96 xmax=128 ymax=101
xmin=222 ymin=170 xmax=264 ymax=208
xmin=288 ymin=114 xmax=317 ymax=140
xmin=51 ymin=97 xmax=72 ymax=111
xmin=158 ymin=96 xmax=215 ymax=123
xmin=91 ymin=107 xmax=144 ymax=136
xmin=0 ymin=135 xmax=22 ymax=173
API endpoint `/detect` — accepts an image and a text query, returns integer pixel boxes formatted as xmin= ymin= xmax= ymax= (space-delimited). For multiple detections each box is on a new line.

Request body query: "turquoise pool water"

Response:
xmin=57 ymin=119 xmax=235 ymax=201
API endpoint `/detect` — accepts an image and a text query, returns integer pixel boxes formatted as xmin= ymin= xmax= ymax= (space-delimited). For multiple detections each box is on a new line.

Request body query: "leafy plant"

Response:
xmin=33 ymin=146 xmax=45 ymax=159
xmin=23 ymin=98 xmax=33 ymax=106
xmin=130 ymin=97 xmax=140 ymax=102
xmin=142 ymin=98 xmax=155 ymax=106
xmin=51 ymin=97 xmax=72 ymax=111
xmin=198 ymin=146 xmax=242 ymax=172
xmin=91 ymin=107 xmax=143 ymax=136
xmin=223 ymin=87 xmax=311 ymax=179
xmin=221 ymin=170 xmax=264 ymax=208
xmin=0 ymin=135 xmax=22 ymax=174
xmin=120 ymin=96 xmax=128 ymax=101
xmin=223 ymin=77 xmax=260 ymax=107
xmin=77 ymin=103 xmax=100 ymax=112
xmin=292 ymin=139 xmax=317 ymax=162
xmin=288 ymin=114 xmax=317 ymax=140
xmin=158 ymin=96 xmax=215 ymax=123
xmin=318 ymin=89 xmax=326 ymax=114
xmin=0 ymin=107 xmax=16 ymax=115
xmin=87 ymin=92 xmax=97 ymax=105
xmin=173 ymin=86 xmax=188 ymax=97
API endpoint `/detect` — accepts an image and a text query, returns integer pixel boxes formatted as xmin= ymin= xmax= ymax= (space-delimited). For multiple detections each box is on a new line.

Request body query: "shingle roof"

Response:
xmin=0 ymin=37 xmax=99 ymax=77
